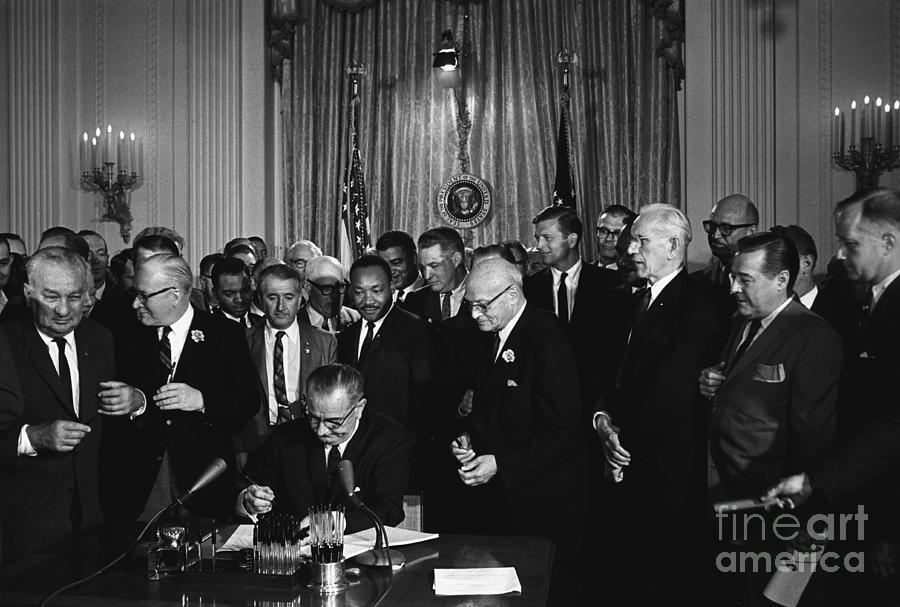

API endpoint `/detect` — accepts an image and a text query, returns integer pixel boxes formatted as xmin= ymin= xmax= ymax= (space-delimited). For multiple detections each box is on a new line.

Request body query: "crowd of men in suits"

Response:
xmin=2 ymin=188 xmax=900 ymax=605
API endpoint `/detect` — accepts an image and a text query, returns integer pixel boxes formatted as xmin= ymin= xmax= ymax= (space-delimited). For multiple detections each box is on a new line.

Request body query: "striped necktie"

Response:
xmin=159 ymin=326 xmax=173 ymax=381
xmin=273 ymin=331 xmax=293 ymax=424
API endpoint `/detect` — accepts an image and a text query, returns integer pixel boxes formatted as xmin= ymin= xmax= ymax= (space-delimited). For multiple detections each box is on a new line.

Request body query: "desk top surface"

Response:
xmin=0 ymin=525 xmax=554 ymax=606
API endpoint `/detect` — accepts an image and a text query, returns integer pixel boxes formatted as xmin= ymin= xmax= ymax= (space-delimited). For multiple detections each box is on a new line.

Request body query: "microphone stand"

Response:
xmin=352 ymin=502 xmax=405 ymax=569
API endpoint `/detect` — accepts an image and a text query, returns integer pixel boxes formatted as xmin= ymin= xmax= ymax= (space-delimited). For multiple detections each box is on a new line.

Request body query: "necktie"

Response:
xmin=359 ymin=321 xmax=375 ymax=362
xmin=633 ymin=286 xmax=652 ymax=328
xmin=159 ymin=326 xmax=173 ymax=381
xmin=53 ymin=337 xmax=73 ymax=401
xmin=326 ymin=446 xmax=341 ymax=486
xmin=396 ymin=289 xmax=405 ymax=303
xmin=273 ymin=331 xmax=292 ymax=425
xmin=860 ymin=287 xmax=874 ymax=332
xmin=321 ymin=317 xmax=330 ymax=331
xmin=557 ymin=272 xmax=569 ymax=327
xmin=441 ymin=292 xmax=451 ymax=320
xmin=243 ymin=315 xmax=250 ymax=328
xmin=490 ymin=332 xmax=501 ymax=362
xmin=731 ymin=318 xmax=763 ymax=366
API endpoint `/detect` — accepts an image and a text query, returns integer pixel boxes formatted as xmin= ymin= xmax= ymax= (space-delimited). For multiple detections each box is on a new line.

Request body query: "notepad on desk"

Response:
xmin=433 ymin=567 xmax=522 ymax=595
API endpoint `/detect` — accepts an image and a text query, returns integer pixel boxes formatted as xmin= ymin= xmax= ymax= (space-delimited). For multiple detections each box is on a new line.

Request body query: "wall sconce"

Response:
xmin=433 ymin=29 xmax=461 ymax=89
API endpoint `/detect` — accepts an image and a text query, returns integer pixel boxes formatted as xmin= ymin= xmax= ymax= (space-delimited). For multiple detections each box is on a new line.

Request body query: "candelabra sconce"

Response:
xmin=79 ymin=125 xmax=142 ymax=243
xmin=833 ymin=97 xmax=900 ymax=192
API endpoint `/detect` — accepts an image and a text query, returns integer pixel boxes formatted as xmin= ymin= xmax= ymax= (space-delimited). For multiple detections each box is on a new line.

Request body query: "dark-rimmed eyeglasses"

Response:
xmin=595 ymin=226 xmax=622 ymax=241
xmin=309 ymin=281 xmax=347 ymax=296
xmin=302 ymin=401 xmax=361 ymax=430
xmin=288 ymin=258 xmax=309 ymax=270
xmin=132 ymin=286 xmax=177 ymax=306
xmin=702 ymin=221 xmax=756 ymax=238
xmin=465 ymin=285 xmax=512 ymax=316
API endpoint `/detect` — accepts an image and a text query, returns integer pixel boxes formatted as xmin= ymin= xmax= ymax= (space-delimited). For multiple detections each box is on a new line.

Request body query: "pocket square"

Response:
xmin=506 ymin=379 xmax=518 ymax=387
xmin=752 ymin=363 xmax=785 ymax=383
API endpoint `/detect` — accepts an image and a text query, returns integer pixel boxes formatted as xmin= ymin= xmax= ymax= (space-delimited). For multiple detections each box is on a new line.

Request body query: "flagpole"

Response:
xmin=552 ymin=47 xmax=578 ymax=210
xmin=340 ymin=60 xmax=370 ymax=270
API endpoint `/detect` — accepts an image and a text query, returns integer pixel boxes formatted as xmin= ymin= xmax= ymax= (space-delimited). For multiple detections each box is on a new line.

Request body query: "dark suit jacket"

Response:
xmin=242 ymin=407 xmax=410 ymax=533
xmin=606 ymin=270 xmax=721 ymax=515
xmin=690 ymin=259 xmax=735 ymax=350
xmin=238 ymin=321 xmax=336 ymax=457
xmin=337 ymin=306 xmax=434 ymax=432
xmin=708 ymin=300 xmax=842 ymax=501
xmin=0 ymin=318 xmax=115 ymax=562
xmin=211 ymin=306 xmax=264 ymax=328
xmin=523 ymin=263 xmax=620 ymax=413
xmin=463 ymin=303 xmax=585 ymax=552
xmin=102 ymin=310 xmax=260 ymax=520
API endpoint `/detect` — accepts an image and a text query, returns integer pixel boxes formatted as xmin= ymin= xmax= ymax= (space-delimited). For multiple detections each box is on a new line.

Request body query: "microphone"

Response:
xmin=713 ymin=496 xmax=795 ymax=514
xmin=176 ymin=458 xmax=227 ymax=506
xmin=337 ymin=460 xmax=404 ymax=569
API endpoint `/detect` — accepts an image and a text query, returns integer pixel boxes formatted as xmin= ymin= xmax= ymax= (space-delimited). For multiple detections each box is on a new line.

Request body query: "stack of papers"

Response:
xmin=433 ymin=567 xmax=522 ymax=595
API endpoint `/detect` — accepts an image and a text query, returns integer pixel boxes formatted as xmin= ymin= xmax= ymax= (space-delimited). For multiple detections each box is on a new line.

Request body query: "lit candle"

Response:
xmin=91 ymin=136 xmax=98 ymax=169
xmin=840 ymin=111 xmax=845 ymax=155
xmin=886 ymin=105 xmax=893 ymax=150
xmin=833 ymin=107 xmax=841 ymax=155
xmin=81 ymin=132 xmax=89 ymax=173
xmin=863 ymin=96 xmax=871 ymax=140
xmin=850 ymin=100 xmax=857 ymax=148
xmin=129 ymin=132 xmax=136 ymax=174
xmin=118 ymin=130 xmax=125 ymax=172
xmin=895 ymin=101 xmax=900 ymax=147
xmin=876 ymin=98 xmax=883 ymax=144
xmin=106 ymin=124 xmax=113 ymax=164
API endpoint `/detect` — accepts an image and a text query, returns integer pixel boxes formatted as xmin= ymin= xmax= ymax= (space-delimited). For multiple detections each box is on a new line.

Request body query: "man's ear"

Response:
xmin=882 ymin=231 xmax=896 ymax=253
xmin=567 ymin=232 xmax=579 ymax=248
xmin=776 ymin=269 xmax=790 ymax=290
xmin=22 ymin=282 xmax=33 ymax=302
xmin=356 ymin=397 xmax=367 ymax=413
xmin=799 ymin=254 xmax=814 ymax=275
xmin=451 ymin=251 xmax=463 ymax=268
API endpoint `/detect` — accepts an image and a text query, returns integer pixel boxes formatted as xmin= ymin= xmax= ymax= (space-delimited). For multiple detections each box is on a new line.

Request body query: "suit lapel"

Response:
xmin=23 ymin=322 xmax=75 ymax=416
xmin=75 ymin=327 xmax=97 ymax=424
xmin=249 ymin=326 xmax=268 ymax=400
xmin=361 ymin=309 xmax=394 ymax=364
xmin=722 ymin=301 xmax=798 ymax=387
xmin=174 ymin=315 xmax=201 ymax=381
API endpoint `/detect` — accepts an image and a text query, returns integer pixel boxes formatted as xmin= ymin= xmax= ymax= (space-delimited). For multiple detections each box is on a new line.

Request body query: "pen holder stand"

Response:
xmin=307 ymin=504 xmax=347 ymax=593
xmin=310 ymin=560 xmax=347 ymax=593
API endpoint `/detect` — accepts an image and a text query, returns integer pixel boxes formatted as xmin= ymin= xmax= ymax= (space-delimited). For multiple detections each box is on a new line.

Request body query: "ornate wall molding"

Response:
xmin=147 ymin=0 xmax=159 ymax=226
xmin=8 ymin=0 xmax=59 ymax=238
xmin=891 ymin=0 xmax=900 ymax=104
xmin=709 ymin=0 xmax=776 ymax=226
xmin=817 ymin=1 xmax=833 ymax=250
xmin=187 ymin=0 xmax=243 ymax=263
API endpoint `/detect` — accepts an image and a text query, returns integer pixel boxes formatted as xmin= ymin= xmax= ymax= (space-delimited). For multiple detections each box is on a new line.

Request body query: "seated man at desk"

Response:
xmin=237 ymin=363 xmax=409 ymax=534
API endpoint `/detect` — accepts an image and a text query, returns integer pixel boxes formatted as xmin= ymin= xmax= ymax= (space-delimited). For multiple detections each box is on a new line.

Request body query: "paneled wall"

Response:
xmin=0 ymin=0 xmax=270 ymax=269
xmin=684 ymin=0 xmax=900 ymax=268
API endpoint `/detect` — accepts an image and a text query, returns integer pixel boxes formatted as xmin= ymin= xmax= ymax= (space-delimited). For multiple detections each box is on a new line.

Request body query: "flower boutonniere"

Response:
xmin=190 ymin=329 xmax=205 ymax=343
xmin=501 ymin=349 xmax=515 ymax=363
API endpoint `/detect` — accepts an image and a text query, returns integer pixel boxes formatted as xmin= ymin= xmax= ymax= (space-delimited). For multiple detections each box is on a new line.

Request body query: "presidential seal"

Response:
xmin=437 ymin=174 xmax=491 ymax=229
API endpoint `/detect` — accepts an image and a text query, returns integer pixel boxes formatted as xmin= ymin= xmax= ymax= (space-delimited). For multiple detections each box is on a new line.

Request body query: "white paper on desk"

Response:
xmin=433 ymin=567 xmax=522 ymax=596
xmin=217 ymin=524 xmax=255 ymax=551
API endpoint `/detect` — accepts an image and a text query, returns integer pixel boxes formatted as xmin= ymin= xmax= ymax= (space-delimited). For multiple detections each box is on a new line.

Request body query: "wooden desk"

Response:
xmin=0 ymin=525 xmax=553 ymax=606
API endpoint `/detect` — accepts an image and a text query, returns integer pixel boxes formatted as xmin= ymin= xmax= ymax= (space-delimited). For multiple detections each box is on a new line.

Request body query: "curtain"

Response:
xmin=280 ymin=0 xmax=680 ymax=259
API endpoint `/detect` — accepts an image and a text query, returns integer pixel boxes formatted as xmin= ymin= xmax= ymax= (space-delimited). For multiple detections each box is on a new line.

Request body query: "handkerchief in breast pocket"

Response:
xmin=506 ymin=379 xmax=518 ymax=387
xmin=752 ymin=363 xmax=785 ymax=383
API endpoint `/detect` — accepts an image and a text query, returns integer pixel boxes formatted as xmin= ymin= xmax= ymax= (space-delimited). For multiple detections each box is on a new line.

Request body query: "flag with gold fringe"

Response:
xmin=340 ymin=93 xmax=371 ymax=267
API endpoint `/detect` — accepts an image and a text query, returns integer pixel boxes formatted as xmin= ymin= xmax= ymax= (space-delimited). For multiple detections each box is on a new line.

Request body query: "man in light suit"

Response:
xmin=451 ymin=258 xmax=584 ymax=603
xmin=0 ymin=248 xmax=141 ymax=561
xmin=297 ymin=256 xmax=360 ymax=333
xmin=593 ymin=204 xmax=721 ymax=605
xmin=238 ymin=264 xmax=336 ymax=468
xmin=102 ymin=253 xmax=259 ymax=521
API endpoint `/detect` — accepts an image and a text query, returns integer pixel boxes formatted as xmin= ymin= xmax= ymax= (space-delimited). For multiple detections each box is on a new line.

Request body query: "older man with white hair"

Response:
xmin=101 ymin=253 xmax=259 ymax=522
xmin=450 ymin=257 xmax=584 ymax=603
xmin=298 ymin=255 xmax=360 ymax=333
xmin=592 ymin=203 xmax=721 ymax=605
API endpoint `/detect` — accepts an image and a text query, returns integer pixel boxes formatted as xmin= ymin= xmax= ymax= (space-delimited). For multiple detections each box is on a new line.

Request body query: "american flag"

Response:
xmin=341 ymin=97 xmax=371 ymax=262
xmin=552 ymin=88 xmax=576 ymax=208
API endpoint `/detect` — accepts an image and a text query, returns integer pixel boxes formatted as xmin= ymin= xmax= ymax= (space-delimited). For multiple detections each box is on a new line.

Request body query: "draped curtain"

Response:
xmin=280 ymin=0 xmax=680 ymax=259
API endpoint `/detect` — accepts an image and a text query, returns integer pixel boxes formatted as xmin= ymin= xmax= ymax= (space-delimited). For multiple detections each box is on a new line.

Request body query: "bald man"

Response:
xmin=692 ymin=194 xmax=759 ymax=340
xmin=297 ymin=256 xmax=360 ymax=333
xmin=451 ymin=258 xmax=584 ymax=603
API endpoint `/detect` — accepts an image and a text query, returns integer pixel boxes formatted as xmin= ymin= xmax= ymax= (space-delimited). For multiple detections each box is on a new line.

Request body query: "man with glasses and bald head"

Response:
xmin=101 ymin=253 xmax=259 ymax=522
xmin=298 ymin=256 xmax=360 ymax=333
xmin=237 ymin=363 xmax=409 ymax=534
xmin=692 ymin=194 xmax=759 ymax=339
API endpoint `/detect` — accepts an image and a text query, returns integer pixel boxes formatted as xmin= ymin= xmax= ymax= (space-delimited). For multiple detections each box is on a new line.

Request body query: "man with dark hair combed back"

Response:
xmin=700 ymin=230 xmax=842 ymax=605
xmin=375 ymin=230 xmax=423 ymax=303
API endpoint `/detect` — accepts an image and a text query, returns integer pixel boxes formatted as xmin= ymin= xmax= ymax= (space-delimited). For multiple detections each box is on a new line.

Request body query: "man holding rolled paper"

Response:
xmin=237 ymin=363 xmax=409 ymax=534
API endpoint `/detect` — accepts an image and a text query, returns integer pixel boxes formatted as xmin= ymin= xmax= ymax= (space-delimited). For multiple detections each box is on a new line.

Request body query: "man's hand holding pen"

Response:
xmin=242 ymin=484 xmax=275 ymax=515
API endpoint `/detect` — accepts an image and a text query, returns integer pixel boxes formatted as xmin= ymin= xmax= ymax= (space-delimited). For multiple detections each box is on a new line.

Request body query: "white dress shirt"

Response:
xmin=494 ymin=303 xmax=527 ymax=362
xmin=159 ymin=305 xmax=195 ymax=380
xmin=798 ymin=285 xmax=819 ymax=310
xmin=357 ymin=306 xmax=391 ymax=360
xmin=551 ymin=259 xmax=583 ymax=320
xmin=737 ymin=295 xmax=793 ymax=351
xmin=441 ymin=278 xmax=468 ymax=318
xmin=18 ymin=329 xmax=79 ymax=456
xmin=265 ymin=319 xmax=302 ymax=425
xmin=871 ymin=267 xmax=900 ymax=310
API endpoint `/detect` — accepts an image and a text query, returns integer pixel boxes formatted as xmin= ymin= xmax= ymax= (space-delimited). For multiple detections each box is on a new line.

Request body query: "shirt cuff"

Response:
xmin=592 ymin=410 xmax=612 ymax=431
xmin=130 ymin=390 xmax=148 ymax=419
xmin=18 ymin=425 xmax=37 ymax=456
xmin=235 ymin=488 xmax=258 ymax=522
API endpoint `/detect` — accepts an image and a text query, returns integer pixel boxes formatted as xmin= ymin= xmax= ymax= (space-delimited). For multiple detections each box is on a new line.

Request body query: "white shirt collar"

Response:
xmin=265 ymin=318 xmax=300 ymax=342
xmin=647 ymin=267 xmax=681 ymax=305
xmin=326 ymin=414 xmax=362 ymax=457
xmin=758 ymin=296 xmax=793 ymax=331
xmin=94 ymin=282 xmax=106 ymax=300
xmin=495 ymin=303 xmax=527 ymax=361
xmin=35 ymin=326 xmax=76 ymax=350
xmin=551 ymin=258 xmax=583 ymax=284
xmin=871 ymin=267 xmax=900 ymax=309
xmin=798 ymin=285 xmax=819 ymax=310
xmin=159 ymin=304 xmax=194 ymax=339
